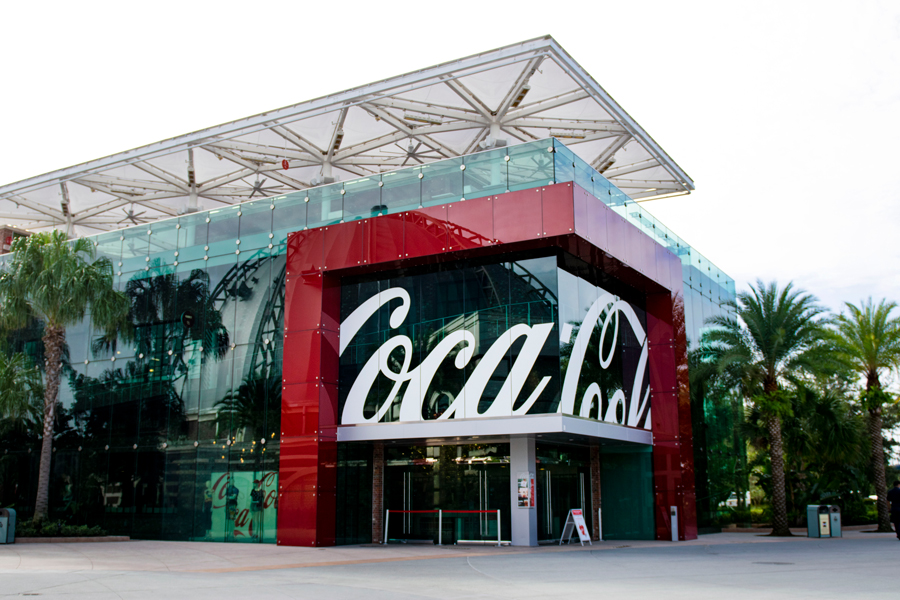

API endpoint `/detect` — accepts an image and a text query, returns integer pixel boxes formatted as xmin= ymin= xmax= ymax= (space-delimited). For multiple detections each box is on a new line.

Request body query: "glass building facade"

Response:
xmin=0 ymin=138 xmax=736 ymax=542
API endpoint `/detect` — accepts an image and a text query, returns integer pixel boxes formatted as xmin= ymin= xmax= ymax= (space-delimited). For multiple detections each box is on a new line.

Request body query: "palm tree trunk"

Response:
xmin=33 ymin=326 xmax=64 ymax=523
xmin=766 ymin=413 xmax=792 ymax=536
xmin=868 ymin=406 xmax=892 ymax=532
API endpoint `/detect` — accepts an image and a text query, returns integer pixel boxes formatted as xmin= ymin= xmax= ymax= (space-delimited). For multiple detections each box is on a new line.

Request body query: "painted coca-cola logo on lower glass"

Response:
xmin=204 ymin=470 xmax=278 ymax=542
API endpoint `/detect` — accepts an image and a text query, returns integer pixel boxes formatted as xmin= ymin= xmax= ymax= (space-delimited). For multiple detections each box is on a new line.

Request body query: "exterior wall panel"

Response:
xmin=280 ymin=181 xmax=697 ymax=545
xmin=0 ymin=138 xmax=733 ymax=545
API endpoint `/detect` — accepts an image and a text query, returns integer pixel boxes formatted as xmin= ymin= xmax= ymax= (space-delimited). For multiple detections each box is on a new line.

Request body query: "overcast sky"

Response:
xmin=1 ymin=0 xmax=898 ymax=315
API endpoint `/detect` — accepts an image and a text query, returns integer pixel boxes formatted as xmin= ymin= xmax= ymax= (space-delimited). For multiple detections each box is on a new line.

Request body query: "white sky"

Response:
xmin=1 ymin=0 xmax=898 ymax=315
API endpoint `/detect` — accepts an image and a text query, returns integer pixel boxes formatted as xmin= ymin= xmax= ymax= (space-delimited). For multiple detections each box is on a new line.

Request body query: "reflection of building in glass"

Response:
xmin=0 ymin=37 xmax=739 ymax=544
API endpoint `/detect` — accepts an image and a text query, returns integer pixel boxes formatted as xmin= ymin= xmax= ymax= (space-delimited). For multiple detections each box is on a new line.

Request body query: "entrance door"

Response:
xmin=383 ymin=444 xmax=511 ymax=543
xmin=537 ymin=465 xmax=591 ymax=541
xmin=386 ymin=466 xmax=435 ymax=542
xmin=454 ymin=463 xmax=507 ymax=542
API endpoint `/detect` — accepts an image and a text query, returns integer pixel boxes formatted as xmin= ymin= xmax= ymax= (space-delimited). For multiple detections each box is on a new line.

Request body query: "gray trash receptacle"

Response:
xmin=807 ymin=505 xmax=832 ymax=538
xmin=829 ymin=505 xmax=841 ymax=537
xmin=0 ymin=508 xmax=15 ymax=544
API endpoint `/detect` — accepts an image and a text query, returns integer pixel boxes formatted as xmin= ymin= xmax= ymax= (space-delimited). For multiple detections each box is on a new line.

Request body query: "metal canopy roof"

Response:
xmin=0 ymin=35 xmax=694 ymax=237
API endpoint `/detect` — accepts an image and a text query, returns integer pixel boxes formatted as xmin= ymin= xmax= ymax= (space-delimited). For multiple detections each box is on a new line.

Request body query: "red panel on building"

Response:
xmin=494 ymin=188 xmax=542 ymax=243
xmin=540 ymin=183 xmax=575 ymax=237
xmin=283 ymin=272 xmax=323 ymax=333
xmin=364 ymin=213 xmax=405 ymax=265
xmin=404 ymin=205 xmax=449 ymax=258
xmin=279 ymin=182 xmax=697 ymax=546
xmin=323 ymin=222 xmax=364 ymax=271
xmin=447 ymin=196 xmax=494 ymax=251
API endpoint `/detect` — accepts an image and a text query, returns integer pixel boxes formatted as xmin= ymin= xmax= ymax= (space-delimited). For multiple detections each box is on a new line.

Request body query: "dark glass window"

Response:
xmin=339 ymin=254 xmax=559 ymax=423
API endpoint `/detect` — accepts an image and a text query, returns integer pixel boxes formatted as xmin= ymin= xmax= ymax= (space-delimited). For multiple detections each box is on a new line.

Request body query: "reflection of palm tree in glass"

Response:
xmin=560 ymin=314 xmax=625 ymax=421
xmin=72 ymin=362 xmax=186 ymax=444
xmin=365 ymin=261 xmax=558 ymax=421
xmin=80 ymin=269 xmax=231 ymax=445
xmin=214 ymin=370 xmax=281 ymax=451
xmin=124 ymin=268 xmax=230 ymax=362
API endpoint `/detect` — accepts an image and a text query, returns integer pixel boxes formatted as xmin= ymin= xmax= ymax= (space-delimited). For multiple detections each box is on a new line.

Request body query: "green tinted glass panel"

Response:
xmin=307 ymin=184 xmax=343 ymax=228
xmin=463 ymin=147 xmax=508 ymax=199
xmin=342 ymin=176 xmax=383 ymax=220
xmin=508 ymin=142 xmax=553 ymax=191
xmin=599 ymin=447 xmax=654 ymax=540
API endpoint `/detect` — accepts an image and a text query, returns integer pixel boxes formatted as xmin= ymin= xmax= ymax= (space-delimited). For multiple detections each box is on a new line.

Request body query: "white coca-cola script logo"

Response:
xmin=339 ymin=288 xmax=650 ymax=429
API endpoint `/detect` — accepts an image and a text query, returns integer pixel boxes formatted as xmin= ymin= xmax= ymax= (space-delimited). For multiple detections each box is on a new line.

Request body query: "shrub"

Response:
xmin=16 ymin=520 xmax=107 ymax=538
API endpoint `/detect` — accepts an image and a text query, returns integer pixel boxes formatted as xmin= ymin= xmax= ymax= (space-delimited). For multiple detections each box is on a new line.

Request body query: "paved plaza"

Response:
xmin=1 ymin=530 xmax=897 ymax=599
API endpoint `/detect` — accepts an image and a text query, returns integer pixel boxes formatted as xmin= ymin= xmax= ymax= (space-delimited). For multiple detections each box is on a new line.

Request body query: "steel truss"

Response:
xmin=0 ymin=36 xmax=694 ymax=237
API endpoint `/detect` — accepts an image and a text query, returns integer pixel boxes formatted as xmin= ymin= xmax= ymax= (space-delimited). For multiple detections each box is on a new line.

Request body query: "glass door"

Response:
xmin=384 ymin=444 xmax=511 ymax=544
xmin=536 ymin=444 xmax=592 ymax=542
xmin=453 ymin=463 xmax=508 ymax=542
xmin=384 ymin=464 xmax=436 ymax=542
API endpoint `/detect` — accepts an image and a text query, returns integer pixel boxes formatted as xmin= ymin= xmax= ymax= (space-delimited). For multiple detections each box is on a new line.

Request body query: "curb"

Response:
xmin=721 ymin=524 xmax=879 ymax=534
xmin=14 ymin=536 xmax=131 ymax=544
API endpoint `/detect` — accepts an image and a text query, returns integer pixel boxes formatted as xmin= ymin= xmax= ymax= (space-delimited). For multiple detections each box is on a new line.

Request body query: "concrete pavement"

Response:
xmin=1 ymin=530 xmax=897 ymax=598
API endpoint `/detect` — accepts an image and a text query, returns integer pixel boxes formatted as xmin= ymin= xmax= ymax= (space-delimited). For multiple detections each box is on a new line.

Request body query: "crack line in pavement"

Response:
xmin=1 ymin=572 xmax=128 ymax=597
xmin=66 ymin=544 xmax=100 ymax=572
xmin=85 ymin=573 xmax=128 ymax=600
xmin=465 ymin=556 xmax=508 ymax=583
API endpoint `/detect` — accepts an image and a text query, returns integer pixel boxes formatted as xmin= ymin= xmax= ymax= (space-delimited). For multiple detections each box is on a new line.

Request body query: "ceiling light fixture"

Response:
xmin=510 ymin=85 xmax=531 ymax=108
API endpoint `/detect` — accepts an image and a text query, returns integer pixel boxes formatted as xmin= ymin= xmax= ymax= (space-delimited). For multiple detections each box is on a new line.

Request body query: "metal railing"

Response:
xmin=384 ymin=509 xmax=503 ymax=546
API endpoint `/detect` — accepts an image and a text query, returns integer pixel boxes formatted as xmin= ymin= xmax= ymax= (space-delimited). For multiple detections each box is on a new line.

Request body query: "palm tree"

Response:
xmin=702 ymin=280 xmax=827 ymax=536
xmin=0 ymin=230 xmax=128 ymax=523
xmin=0 ymin=353 xmax=42 ymax=421
xmin=831 ymin=299 xmax=900 ymax=532
xmin=742 ymin=376 xmax=867 ymax=525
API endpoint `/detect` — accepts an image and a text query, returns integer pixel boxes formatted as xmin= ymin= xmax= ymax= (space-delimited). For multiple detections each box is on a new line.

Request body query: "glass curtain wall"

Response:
xmin=335 ymin=442 xmax=373 ymax=545
xmin=599 ymin=445 xmax=655 ymax=540
xmin=0 ymin=137 xmax=738 ymax=541
xmin=339 ymin=255 xmax=560 ymax=422
xmin=0 ymin=202 xmax=286 ymax=543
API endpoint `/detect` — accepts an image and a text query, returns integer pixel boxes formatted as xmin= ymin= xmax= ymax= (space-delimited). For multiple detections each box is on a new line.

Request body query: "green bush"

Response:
xmin=16 ymin=520 xmax=107 ymax=538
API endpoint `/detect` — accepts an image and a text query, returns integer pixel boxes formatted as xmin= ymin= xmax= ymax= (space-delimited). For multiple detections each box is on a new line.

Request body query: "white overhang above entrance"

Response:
xmin=336 ymin=414 xmax=653 ymax=446
xmin=0 ymin=36 xmax=693 ymax=237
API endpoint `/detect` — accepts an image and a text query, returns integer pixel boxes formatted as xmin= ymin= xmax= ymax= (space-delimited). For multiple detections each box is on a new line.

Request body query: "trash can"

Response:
xmin=829 ymin=505 xmax=841 ymax=538
xmin=807 ymin=505 xmax=833 ymax=538
xmin=0 ymin=508 xmax=15 ymax=544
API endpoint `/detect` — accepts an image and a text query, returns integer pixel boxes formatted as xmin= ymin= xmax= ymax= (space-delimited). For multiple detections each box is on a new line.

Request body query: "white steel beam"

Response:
xmin=591 ymin=135 xmax=631 ymax=171
xmin=208 ymin=148 xmax=309 ymax=189
xmin=75 ymin=174 xmax=185 ymax=195
xmin=359 ymin=104 xmax=459 ymax=158
xmin=603 ymin=158 xmax=660 ymax=178
xmin=3 ymin=194 xmax=65 ymax=220
xmin=442 ymin=78 xmax=494 ymax=119
xmin=203 ymin=140 xmax=322 ymax=163
xmin=503 ymin=89 xmax=591 ymax=121
xmin=367 ymin=97 xmax=485 ymax=124
xmin=324 ymin=107 xmax=349 ymax=163
xmin=270 ymin=126 xmax=327 ymax=159
xmin=133 ymin=161 xmax=190 ymax=190
xmin=495 ymin=56 xmax=544 ymax=117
